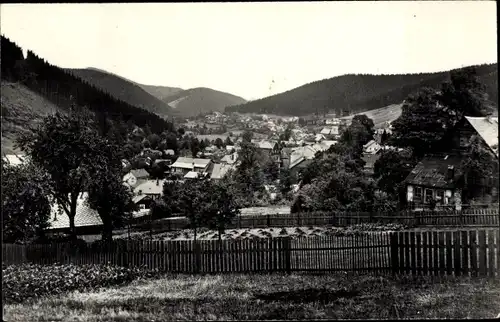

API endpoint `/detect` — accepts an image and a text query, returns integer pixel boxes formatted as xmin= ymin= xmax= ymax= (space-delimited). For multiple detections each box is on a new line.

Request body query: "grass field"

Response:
xmin=340 ymin=103 xmax=403 ymax=129
xmin=4 ymin=273 xmax=500 ymax=321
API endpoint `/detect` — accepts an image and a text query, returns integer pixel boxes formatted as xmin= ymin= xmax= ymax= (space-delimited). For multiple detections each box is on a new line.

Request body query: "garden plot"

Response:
xmin=114 ymin=223 xmax=407 ymax=241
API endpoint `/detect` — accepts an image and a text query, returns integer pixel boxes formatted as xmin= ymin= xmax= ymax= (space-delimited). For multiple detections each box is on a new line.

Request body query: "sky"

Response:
xmin=0 ymin=2 xmax=497 ymax=101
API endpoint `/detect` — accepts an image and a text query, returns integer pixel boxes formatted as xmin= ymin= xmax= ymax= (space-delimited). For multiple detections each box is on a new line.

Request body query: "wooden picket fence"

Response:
xmin=2 ymin=243 xmax=27 ymax=265
xmin=391 ymin=229 xmax=500 ymax=277
xmin=137 ymin=209 xmax=500 ymax=232
xmin=4 ymin=228 xmax=500 ymax=277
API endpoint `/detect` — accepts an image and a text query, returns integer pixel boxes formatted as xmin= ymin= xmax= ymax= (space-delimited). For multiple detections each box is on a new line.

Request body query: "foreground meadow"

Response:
xmin=4 ymin=264 xmax=500 ymax=321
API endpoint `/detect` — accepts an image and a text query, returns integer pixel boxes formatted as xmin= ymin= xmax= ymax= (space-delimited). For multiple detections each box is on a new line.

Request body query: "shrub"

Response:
xmin=2 ymin=263 xmax=160 ymax=304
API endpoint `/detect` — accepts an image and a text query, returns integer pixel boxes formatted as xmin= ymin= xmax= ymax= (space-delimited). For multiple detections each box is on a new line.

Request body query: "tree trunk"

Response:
xmin=69 ymin=194 xmax=79 ymax=242
xmin=68 ymin=214 xmax=77 ymax=242
xmin=101 ymin=220 xmax=113 ymax=244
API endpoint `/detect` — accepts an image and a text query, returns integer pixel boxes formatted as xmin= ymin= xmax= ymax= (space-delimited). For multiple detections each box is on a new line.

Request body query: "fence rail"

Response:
xmin=135 ymin=209 xmax=500 ymax=232
xmin=4 ymin=228 xmax=500 ymax=277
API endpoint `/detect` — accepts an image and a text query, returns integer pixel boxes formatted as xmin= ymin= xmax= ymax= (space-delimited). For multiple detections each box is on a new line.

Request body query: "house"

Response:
xmin=325 ymin=118 xmax=340 ymax=125
xmin=320 ymin=140 xmax=337 ymax=151
xmin=226 ymin=145 xmax=235 ymax=152
xmin=132 ymin=194 xmax=155 ymax=213
xmin=154 ymin=159 xmax=172 ymax=166
xmin=184 ymin=171 xmax=209 ymax=180
xmin=315 ymin=133 xmax=326 ymax=142
xmin=363 ymin=140 xmax=382 ymax=155
xmin=123 ymin=168 xmax=150 ymax=188
xmin=361 ymin=153 xmax=381 ymax=175
xmin=121 ymin=159 xmax=131 ymax=169
xmin=256 ymin=140 xmax=277 ymax=152
xmin=170 ymin=157 xmax=212 ymax=175
xmin=47 ymin=192 xmax=102 ymax=235
xmin=404 ymin=154 xmax=464 ymax=210
xmin=220 ymin=152 xmax=238 ymax=165
xmin=164 ymin=149 xmax=175 ymax=157
xmin=133 ymin=179 xmax=166 ymax=200
xmin=320 ymin=126 xmax=339 ymax=138
xmin=210 ymin=163 xmax=235 ymax=180
xmin=2 ymin=154 xmax=25 ymax=167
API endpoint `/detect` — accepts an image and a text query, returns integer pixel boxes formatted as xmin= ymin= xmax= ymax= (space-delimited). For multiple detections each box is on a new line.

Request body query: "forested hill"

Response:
xmin=66 ymin=68 xmax=174 ymax=117
xmin=225 ymin=64 xmax=498 ymax=116
xmin=1 ymin=35 xmax=174 ymax=134
xmin=161 ymin=87 xmax=247 ymax=117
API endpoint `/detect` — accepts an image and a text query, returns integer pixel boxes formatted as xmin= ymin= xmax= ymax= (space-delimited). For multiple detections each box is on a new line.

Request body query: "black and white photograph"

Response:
xmin=1 ymin=2 xmax=498 ymax=321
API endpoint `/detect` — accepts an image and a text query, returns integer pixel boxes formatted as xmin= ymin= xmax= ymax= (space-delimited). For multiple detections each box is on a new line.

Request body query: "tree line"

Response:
xmin=225 ymin=64 xmax=498 ymax=117
xmin=290 ymin=66 xmax=498 ymax=213
xmin=1 ymin=35 xmax=174 ymax=135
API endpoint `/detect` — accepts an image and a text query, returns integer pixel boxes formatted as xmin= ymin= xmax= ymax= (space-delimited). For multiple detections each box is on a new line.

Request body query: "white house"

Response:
xmin=133 ymin=179 xmax=166 ymax=201
xmin=123 ymin=168 xmax=150 ymax=188
xmin=170 ymin=157 xmax=212 ymax=175
xmin=362 ymin=140 xmax=382 ymax=155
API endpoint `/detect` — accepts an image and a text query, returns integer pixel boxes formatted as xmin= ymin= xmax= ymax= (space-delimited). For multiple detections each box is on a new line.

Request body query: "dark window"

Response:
xmin=424 ymin=189 xmax=433 ymax=203
xmin=435 ymin=190 xmax=445 ymax=204
xmin=414 ymin=187 xmax=423 ymax=202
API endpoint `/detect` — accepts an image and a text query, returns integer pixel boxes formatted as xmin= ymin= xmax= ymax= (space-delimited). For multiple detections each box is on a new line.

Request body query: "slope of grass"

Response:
xmin=340 ymin=103 xmax=403 ymax=128
xmin=1 ymin=81 xmax=63 ymax=154
xmin=138 ymin=84 xmax=183 ymax=101
xmin=67 ymin=68 xmax=173 ymax=116
xmin=162 ymin=87 xmax=247 ymax=117
xmin=226 ymin=63 xmax=498 ymax=116
xmin=4 ymin=273 xmax=500 ymax=321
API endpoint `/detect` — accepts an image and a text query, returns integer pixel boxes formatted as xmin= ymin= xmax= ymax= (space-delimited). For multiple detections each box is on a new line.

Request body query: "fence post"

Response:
xmin=284 ymin=237 xmax=291 ymax=275
xmin=267 ymin=214 xmax=270 ymax=227
xmin=238 ymin=215 xmax=241 ymax=229
xmin=194 ymin=240 xmax=201 ymax=273
xmin=390 ymin=232 xmax=399 ymax=275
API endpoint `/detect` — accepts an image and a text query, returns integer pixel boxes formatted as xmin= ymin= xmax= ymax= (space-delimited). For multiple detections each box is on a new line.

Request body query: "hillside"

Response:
xmin=1 ymin=81 xmax=63 ymax=154
xmin=138 ymin=84 xmax=183 ymax=101
xmin=226 ymin=64 xmax=498 ymax=116
xmin=1 ymin=35 xmax=174 ymax=136
xmin=66 ymin=68 xmax=173 ymax=117
xmin=162 ymin=87 xmax=247 ymax=117
xmin=340 ymin=103 xmax=403 ymax=129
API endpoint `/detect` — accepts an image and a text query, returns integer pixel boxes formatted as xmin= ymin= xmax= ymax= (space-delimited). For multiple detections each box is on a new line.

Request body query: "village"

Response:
xmin=2 ymin=2 xmax=500 ymax=321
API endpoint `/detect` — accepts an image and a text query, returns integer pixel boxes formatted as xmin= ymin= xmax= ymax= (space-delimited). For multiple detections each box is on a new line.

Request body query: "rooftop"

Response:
xmin=405 ymin=154 xmax=464 ymax=189
xmin=48 ymin=193 xmax=102 ymax=230
xmin=171 ymin=157 xmax=212 ymax=169
xmin=210 ymin=163 xmax=235 ymax=180
xmin=133 ymin=179 xmax=165 ymax=195
xmin=130 ymin=168 xmax=149 ymax=179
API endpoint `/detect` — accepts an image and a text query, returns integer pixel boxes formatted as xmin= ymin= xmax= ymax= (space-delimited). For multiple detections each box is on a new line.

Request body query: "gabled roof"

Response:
xmin=361 ymin=153 xmax=381 ymax=169
xmin=132 ymin=194 xmax=153 ymax=204
xmin=256 ymin=140 xmax=276 ymax=150
xmin=405 ymin=154 xmax=463 ymax=189
xmin=320 ymin=140 xmax=337 ymax=150
xmin=171 ymin=157 xmax=212 ymax=169
xmin=320 ymin=128 xmax=331 ymax=135
xmin=133 ymin=179 xmax=165 ymax=195
xmin=130 ymin=168 xmax=149 ymax=179
xmin=465 ymin=116 xmax=499 ymax=156
xmin=48 ymin=192 xmax=102 ymax=230
xmin=220 ymin=152 xmax=238 ymax=165
xmin=184 ymin=171 xmax=200 ymax=179
xmin=210 ymin=163 xmax=235 ymax=180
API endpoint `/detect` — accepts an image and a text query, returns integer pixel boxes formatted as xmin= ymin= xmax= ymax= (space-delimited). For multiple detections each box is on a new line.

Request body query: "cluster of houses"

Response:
xmin=2 ymin=111 xmax=498 ymax=238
